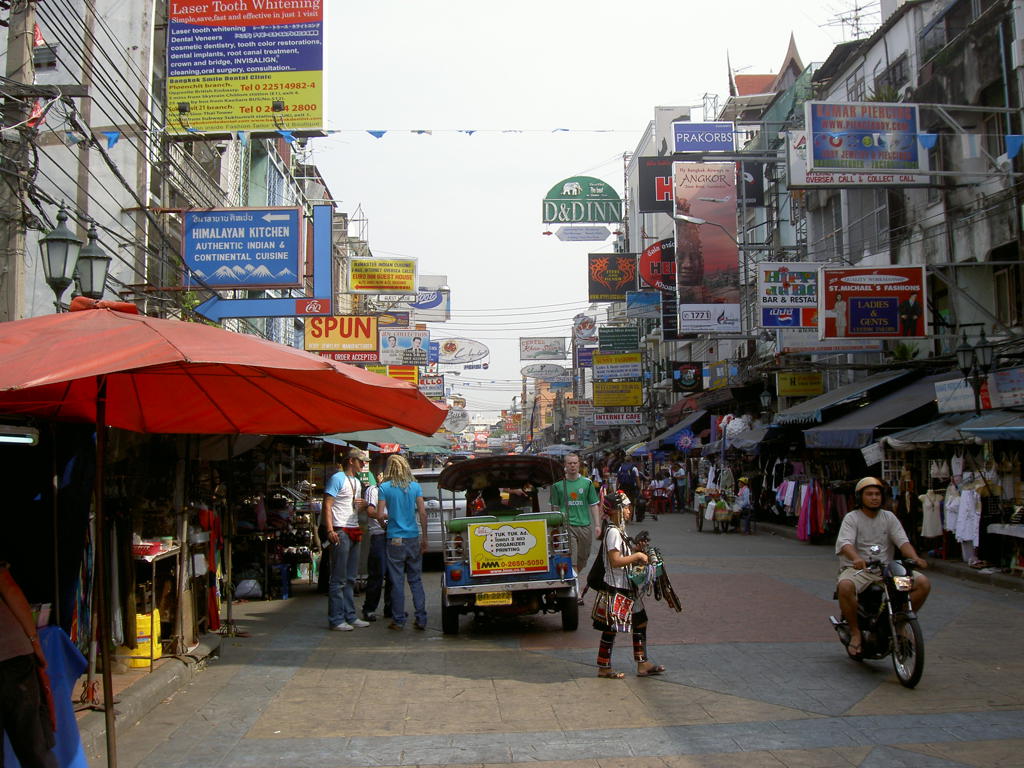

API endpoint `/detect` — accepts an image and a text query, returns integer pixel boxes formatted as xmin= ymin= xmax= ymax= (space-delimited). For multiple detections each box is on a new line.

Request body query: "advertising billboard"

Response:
xmin=593 ymin=381 xmax=643 ymax=407
xmin=436 ymin=338 xmax=489 ymax=364
xmin=598 ymin=326 xmax=640 ymax=353
xmin=519 ymin=337 xmax=567 ymax=360
xmin=379 ymin=330 xmax=431 ymax=365
xmin=166 ymin=4 xmax=323 ymax=136
xmin=349 ymin=258 xmax=418 ymax=294
xmin=183 ymin=207 xmax=301 ymax=288
xmin=588 ymin=253 xmax=638 ymax=302
xmin=672 ymin=121 xmax=735 ymax=152
xmin=776 ymin=372 xmax=825 ymax=397
xmin=806 ymin=102 xmax=926 ymax=173
xmin=592 ymin=352 xmax=642 ymax=381
xmin=786 ymin=130 xmax=929 ymax=188
xmin=819 ymin=266 xmax=928 ymax=339
xmin=673 ymin=162 xmax=740 ymax=333
xmin=418 ymin=374 xmax=445 ymax=400
xmin=639 ymin=237 xmax=675 ymax=292
xmin=756 ymin=263 xmax=822 ymax=329
xmin=520 ymin=364 xmax=566 ymax=380
xmin=637 ymin=155 xmax=675 ymax=214
xmin=670 ymin=362 xmax=703 ymax=394
xmin=572 ymin=314 xmax=598 ymax=343
xmin=304 ymin=315 xmax=378 ymax=361
xmin=542 ymin=176 xmax=623 ymax=224
xmin=625 ymin=291 xmax=662 ymax=319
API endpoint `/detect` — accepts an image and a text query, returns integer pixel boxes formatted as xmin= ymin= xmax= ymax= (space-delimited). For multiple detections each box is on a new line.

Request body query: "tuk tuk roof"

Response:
xmin=438 ymin=454 xmax=565 ymax=492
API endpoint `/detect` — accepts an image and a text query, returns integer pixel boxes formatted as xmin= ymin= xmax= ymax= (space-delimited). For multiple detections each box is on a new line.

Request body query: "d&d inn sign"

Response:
xmin=542 ymin=176 xmax=623 ymax=224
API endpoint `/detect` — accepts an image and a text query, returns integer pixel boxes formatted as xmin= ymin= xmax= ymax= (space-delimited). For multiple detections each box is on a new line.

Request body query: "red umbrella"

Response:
xmin=0 ymin=302 xmax=446 ymax=768
xmin=0 ymin=304 xmax=446 ymax=435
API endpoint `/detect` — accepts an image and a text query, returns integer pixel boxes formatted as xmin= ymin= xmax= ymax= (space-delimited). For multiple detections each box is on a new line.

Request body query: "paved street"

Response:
xmin=98 ymin=512 xmax=1024 ymax=768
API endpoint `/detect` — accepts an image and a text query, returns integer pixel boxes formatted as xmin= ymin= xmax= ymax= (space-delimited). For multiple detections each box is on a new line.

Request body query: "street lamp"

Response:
xmin=39 ymin=204 xmax=83 ymax=312
xmin=75 ymin=221 xmax=112 ymax=299
xmin=956 ymin=329 xmax=994 ymax=415
xmin=759 ymin=388 xmax=773 ymax=421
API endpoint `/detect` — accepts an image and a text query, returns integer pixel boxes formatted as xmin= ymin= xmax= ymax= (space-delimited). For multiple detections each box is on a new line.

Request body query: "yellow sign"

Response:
xmin=303 ymin=316 xmax=378 ymax=352
xmin=776 ymin=372 xmax=825 ymax=397
xmin=592 ymin=352 xmax=641 ymax=366
xmin=593 ymin=381 xmax=643 ymax=407
xmin=349 ymin=258 xmax=418 ymax=294
xmin=468 ymin=519 xmax=549 ymax=576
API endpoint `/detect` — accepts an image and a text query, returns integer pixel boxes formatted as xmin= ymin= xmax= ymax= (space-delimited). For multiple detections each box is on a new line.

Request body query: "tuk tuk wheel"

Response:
xmin=558 ymin=597 xmax=579 ymax=631
xmin=442 ymin=605 xmax=460 ymax=635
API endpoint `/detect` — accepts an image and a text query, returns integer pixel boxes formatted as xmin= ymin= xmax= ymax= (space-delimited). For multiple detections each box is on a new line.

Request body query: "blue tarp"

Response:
xmin=645 ymin=410 xmax=707 ymax=450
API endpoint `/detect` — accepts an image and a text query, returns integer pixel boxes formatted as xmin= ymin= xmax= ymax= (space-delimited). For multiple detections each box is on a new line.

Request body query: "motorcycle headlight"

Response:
xmin=893 ymin=575 xmax=913 ymax=592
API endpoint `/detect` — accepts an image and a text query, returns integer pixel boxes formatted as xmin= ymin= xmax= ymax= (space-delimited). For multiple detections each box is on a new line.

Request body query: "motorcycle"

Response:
xmin=829 ymin=544 xmax=925 ymax=688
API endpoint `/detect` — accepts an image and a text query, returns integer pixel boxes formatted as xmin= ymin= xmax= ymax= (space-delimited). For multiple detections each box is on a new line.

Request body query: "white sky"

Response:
xmin=311 ymin=1 xmax=868 ymax=418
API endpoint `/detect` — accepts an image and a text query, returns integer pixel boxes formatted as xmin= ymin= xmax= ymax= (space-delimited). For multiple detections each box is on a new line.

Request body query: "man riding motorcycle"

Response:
xmin=835 ymin=477 xmax=931 ymax=658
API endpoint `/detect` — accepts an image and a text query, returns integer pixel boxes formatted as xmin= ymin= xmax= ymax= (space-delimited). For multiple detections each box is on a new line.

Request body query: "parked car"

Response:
xmin=436 ymin=455 xmax=577 ymax=635
xmin=413 ymin=468 xmax=466 ymax=555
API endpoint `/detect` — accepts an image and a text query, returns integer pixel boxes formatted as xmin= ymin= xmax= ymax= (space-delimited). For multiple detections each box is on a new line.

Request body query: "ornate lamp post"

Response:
xmin=956 ymin=329 xmax=994 ymax=416
xmin=75 ymin=221 xmax=112 ymax=300
xmin=39 ymin=205 xmax=83 ymax=311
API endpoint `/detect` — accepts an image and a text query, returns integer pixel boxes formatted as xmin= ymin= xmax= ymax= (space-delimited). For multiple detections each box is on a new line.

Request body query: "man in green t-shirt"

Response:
xmin=550 ymin=453 xmax=600 ymax=602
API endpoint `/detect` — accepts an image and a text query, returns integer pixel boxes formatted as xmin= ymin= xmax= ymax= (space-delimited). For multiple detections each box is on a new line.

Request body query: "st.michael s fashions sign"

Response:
xmin=819 ymin=266 xmax=928 ymax=339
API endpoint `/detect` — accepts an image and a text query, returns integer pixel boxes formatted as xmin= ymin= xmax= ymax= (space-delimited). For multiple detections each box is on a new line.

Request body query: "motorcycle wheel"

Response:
xmin=891 ymin=616 xmax=924 ymax=688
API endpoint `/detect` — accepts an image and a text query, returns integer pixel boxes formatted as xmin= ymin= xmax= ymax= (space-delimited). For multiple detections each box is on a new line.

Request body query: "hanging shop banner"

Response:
xmin=756 ymin=263 xmax=822 ymax=328
xmin=819 ymin=266 xmax=928 ymax=339
xmin=637 ymin=155 xmax=675 ymax=214
xmin=598 ymin=326 xmax=640 ymax=353
xmin=349 ymin=258 xmax=418 ymax=294
xmin=379 ymin=329 xmax=432 ymax=365
xmin=786 ymin=130 xmax=930 ymax=188
xmin=592 ymin=411 xmax=643 ymax=426
xmin=575 ymin=346 xmax=596 ymax=369
xmin=182 ymin=207 xmax=301 ymax=288
xmin=572 ymin=314 xmax=598 ymax=343
xmin=777 ymin=328 xmax=883 ymax=354
xmin=639 ymin=237 xmax=676 ymax=292
xmin=519 ymin=337 xmax=567 ymax=360
xmin=436 ymin=337 xmax=489 ymax=365
xmin=673 ymin=162 xmax=741 ymax=333
xmin=166 ymin=5 xmax=323 ymax=136
xmin=566 ymin=398 xmax=595 ymax=418
xmin=376 ymin=311 xmax=410 ymax=328
xmin=468 ymin=519 xmax=549 ymax=576
xmin=776 ymin=372 xmax=825 ymax=397
xmin=588 ymin=253 xmax=638 ymax=302
xmin=738 ymin=162 xmax=766 ymax=207
xmin=625 ymin=290 xmax=662 ymax=319
xmin=404 ymin=289 xmax=451 ymax=322
xmin=418 ymin=374 xmax=444 ymax=400
xmin=520 ymin=363 xmax=566 ymax=380
xmin=806 ymin=102 xmax=926 ymax=174
xmin=592 ymin=352 xmax=642 ymax=381
xmin=444 ymin=407 xmax=470 ymax=433
xmin=593 ymin=381 xmax=643 ymax=407
xmin=304 ymin=315 xmax=378 ymax=361
xmin=670 ymin=362 xmax=703 ymax=394
xmin=672 ymin=121 xmax=735 ymax=152
xmin=542 ymin=176 xmax=623 ymax=224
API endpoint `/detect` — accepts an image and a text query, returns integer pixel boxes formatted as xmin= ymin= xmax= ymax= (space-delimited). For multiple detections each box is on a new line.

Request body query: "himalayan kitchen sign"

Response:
xmin=542 ymin=176 xmax=623 ymax=224
xmin=820 ymin=266 xmax=928 ymax=339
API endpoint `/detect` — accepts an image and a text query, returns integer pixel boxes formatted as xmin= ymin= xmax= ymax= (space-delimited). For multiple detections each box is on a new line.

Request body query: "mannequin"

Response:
xmin=919 ymin=486 xmax=943 ymax=539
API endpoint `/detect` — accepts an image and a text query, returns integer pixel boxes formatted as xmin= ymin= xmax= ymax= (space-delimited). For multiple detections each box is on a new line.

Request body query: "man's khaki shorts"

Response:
xmin=837 ymin=567 xmax=883 ymax=593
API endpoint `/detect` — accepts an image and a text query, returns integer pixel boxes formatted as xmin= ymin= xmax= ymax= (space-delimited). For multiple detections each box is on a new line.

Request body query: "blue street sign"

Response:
xmin=672 ymin=121 xmax=735 ymax=152
xmin=195 ymin=206 xmax=333 ymax=322
xmin=184 ymin=207 xmax=302 ymax=289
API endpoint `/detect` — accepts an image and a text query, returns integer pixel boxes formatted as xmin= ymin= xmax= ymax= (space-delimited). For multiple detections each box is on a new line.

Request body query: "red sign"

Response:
xmin=819 ymin=266 xmax=927 ymax=338
xmin=295 ymin=298 xmax=331 ymax=315
xmin=317 ymin=351 xmax=379 ymax=363
xmin=639 ymin=239 xmax=675 ymax=292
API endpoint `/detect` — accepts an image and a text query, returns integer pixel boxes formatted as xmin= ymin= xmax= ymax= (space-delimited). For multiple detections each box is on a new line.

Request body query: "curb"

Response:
xmin=78 ymin=634 xmax=222 ymax=760
xmin=756 ymin=521 xmax=1023 ymax=592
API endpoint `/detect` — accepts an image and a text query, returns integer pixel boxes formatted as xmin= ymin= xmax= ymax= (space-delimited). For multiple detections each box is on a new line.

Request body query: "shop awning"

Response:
xmin=773 ymin=370 xmax=913 ymax=426
xmin=958 ymin=409 xmax=1024 ymax=441
xmin=646 ymin=410 xmax=707 ymax=449
xmin=701 ymin=425 xmax=771 ymax=456
xmin=883 ymin=413 xmax=979 ymax=450
xmin=802 ymin=373 xmax=951 ymax=450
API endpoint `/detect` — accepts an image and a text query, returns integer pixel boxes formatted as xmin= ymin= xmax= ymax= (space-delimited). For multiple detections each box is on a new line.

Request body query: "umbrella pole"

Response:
xmin=95 ymin=376 xmax=118 ymax=768
xmin=222 ymin=437 xmax=240 ymax=636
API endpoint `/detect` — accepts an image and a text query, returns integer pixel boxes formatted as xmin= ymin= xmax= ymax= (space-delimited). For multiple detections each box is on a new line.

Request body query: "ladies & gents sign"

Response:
xmin=819 ymin=266 xmax=927 ymax=338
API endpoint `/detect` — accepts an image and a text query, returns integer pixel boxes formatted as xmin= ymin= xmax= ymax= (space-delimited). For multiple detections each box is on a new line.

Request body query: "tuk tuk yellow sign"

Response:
xmin=468 ymin=520 xmax=549 ymax=576
xmin=593 ymin=381 xmax=643 ymax=407
xmin=349 ymin=258 xmax=418 ymax=294
xmin=776 ymin=372 xmax=825 ymax=397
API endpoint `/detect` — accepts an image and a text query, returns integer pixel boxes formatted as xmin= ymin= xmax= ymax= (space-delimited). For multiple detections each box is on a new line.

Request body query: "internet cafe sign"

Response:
xmin=542 ymin=176 xmax=623 ymax=224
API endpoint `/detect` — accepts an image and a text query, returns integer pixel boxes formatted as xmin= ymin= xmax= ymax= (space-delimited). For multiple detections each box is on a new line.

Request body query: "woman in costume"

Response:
xmin=591 ymin=491 xmax=666 ymax=678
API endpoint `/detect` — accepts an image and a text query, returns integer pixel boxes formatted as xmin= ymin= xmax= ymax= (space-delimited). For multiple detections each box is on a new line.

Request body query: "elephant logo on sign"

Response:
xmin=562 ymin=181 xmax=583 ymax=196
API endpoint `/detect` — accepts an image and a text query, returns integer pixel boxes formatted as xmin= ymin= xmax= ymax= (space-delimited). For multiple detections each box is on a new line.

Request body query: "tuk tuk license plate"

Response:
xmin=476 ymin=591 xmax=512 ymax=606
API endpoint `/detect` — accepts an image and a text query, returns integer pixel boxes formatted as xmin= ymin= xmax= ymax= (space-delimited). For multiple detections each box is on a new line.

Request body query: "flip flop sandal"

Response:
xmin=846 ymin=642 xmax=863 ymax=659
xmin=598 ymin=669 xmax=625 ymax=679
xmin=637 ymin=664 xmax=665 ymax=677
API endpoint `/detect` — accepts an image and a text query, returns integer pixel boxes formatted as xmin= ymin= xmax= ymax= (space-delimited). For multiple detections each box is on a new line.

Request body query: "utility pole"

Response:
xmin=0 ymin=0 xmax=37 ymax=321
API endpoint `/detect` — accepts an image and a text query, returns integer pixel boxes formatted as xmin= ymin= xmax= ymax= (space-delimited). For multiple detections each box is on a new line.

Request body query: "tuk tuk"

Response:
xmin=437 ymin=455 xmax=578 ymax=635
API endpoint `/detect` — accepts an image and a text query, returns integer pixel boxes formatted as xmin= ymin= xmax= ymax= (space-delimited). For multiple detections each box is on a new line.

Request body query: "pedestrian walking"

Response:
xmin=591 ymin=493 xmax=665 ymax=679
xmin=377 ymin=455 xmax=428 ymax=631
xmin=549 ymin=452 xmax=600 ymax=603
xmin=361 ymin=483 xmax=392 ymax=622
xmin=325 ymin=449 xmax=372 ymax=631
xmin=0 ymin=562 xmax=57 ymax=768
xmin=737 ymin=476 xmax=754 ymax=535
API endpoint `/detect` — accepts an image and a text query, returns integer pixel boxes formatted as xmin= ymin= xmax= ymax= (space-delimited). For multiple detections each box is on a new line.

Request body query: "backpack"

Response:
xmin=585 ymin=530 xmax=608 ymax=590
xmin=617 ymin=463 xmax=635 ymax=486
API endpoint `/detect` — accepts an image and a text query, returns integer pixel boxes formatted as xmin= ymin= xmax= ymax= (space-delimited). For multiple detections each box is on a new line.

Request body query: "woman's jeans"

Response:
xmin=385 ymin=536 xmax=427 ymax=627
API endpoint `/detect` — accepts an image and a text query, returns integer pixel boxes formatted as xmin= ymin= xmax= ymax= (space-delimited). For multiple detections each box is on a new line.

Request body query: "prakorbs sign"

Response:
xmin=304 ymin=316 xmax=378 ymax=362
xmin=819 ymin=266 xmax=928 ymax=339
xmin=756 ymin=263 xmax=822 ymax=329
xmin=542 ymin=176 xmax=623 ymax=224
xmin=183 ymin=207 xmax=301 ymax=289
xmin=672 ymin=121 xmax=735 ymax=152
xmin=588 ymin=254 xmax=637 ymax=302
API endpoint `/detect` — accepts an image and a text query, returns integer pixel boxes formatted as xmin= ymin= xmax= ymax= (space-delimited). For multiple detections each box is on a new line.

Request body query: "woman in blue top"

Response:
xmin=377 ymin=455 xmax=428 ymax=631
